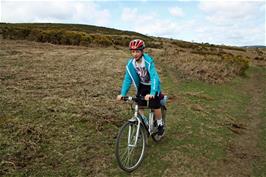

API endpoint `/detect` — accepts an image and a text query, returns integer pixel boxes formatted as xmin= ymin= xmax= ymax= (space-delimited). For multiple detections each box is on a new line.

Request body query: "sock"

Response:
xmin=157 ymin=118 xmax=163 ymax=126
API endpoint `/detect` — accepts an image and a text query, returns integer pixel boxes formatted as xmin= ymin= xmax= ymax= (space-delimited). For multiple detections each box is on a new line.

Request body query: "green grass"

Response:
xmin=251 ymin=67 xmax=266 ymax=177
xmin=1 ymin=39 xmax=265 ymax=176
xmin=105 ymin=66 xmax=262 ymax=176
xmin=253 ymin=106 xmax=266 ymax=177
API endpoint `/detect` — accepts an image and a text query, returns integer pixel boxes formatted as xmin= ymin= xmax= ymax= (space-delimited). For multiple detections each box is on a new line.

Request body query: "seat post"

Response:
xmin=148 ymin=109 xmax=154 ymax=134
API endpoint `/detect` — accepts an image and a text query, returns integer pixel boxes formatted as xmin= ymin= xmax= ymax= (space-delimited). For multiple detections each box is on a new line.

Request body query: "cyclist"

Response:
xmin=117 ymin=39 xmax=164 ymax=136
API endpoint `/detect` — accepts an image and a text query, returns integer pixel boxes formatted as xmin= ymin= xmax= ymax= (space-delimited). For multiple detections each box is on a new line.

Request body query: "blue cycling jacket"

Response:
xmin=120 ymin=53 xmax=161 ymax=96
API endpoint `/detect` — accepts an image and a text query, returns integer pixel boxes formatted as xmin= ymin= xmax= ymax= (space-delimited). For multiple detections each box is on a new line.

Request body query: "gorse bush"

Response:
xmin=91 ymin=35 xmax=112 ymax=46
xmin=2 ymin=27 xmax=112 ymax=46
xmin=171 ymin=40 xmax=198 ymax=49
xmin=2 ymin=27 xmax=31 ymax=40
xmin=191 ymin=46 xmax=227 ymax=56
xmin=219 ymin=45 xmax=246 ymax=52
xmin=112 ymin=36 xmax=130 ymax=46
xmin=222 ymin=54 xmax=250 ymax=76
xmin=0 ymin=24 xmax=158 ymax=48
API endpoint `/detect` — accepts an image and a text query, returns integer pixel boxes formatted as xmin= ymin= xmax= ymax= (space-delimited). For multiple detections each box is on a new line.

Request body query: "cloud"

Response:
xmin=195 ymin=1 xmax=265 ymax=45
xmin=0 ymin=2 xmax=2 ymax=22
xmin=2 ymin=1 xmax=110 ymax=26
xmin=72 ymin=2 xmax=110 ymax=25
xmin=192 ymin=20 xmax=265 ymax=46
xmin=121 ymin=7 xmax=191 ymax=37
xmin=169 ymin=6 xmax=184 ymax=17
xmin=121 ymin=8 xmax=155 ymax=24
xmin=199 ymin=1 xmax=264 ymax=25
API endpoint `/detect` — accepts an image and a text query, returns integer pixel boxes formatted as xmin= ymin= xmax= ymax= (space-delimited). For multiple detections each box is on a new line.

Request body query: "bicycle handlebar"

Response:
xmin=121 ymin=96 xmax=146 ymax=102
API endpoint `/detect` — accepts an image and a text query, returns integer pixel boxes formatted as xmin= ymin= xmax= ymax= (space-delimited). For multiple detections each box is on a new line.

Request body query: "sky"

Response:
xmin=1 ymin=0 xmax=265 ymax=46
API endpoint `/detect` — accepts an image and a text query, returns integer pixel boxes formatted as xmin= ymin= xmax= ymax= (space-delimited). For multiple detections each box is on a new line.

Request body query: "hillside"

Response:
xmin=0 ymin=22 xmax=149 ymax=37
xmin=1 ymin=23 xmax=265 ymax=83
xmin=0 ymin=23 xmax=157 ymax=48
xmin=0 ymin=23 xmax=266 ymax=176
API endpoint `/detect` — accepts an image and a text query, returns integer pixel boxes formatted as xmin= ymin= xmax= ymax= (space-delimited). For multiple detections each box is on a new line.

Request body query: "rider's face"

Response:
xmin=131 ymin=50 xmax=143 ymax=61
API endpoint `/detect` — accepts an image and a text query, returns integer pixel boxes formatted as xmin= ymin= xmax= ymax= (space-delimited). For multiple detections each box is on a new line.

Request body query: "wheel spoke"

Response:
xmin=120 ymin=147 xmax=129 ymax=162
xmin=127 ymin=146 xmax=135 ymax=166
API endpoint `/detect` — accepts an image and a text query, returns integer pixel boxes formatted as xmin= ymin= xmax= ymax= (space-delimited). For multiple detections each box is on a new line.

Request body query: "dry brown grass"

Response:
xmin=154 ymin=47 xmax=250 ymax=84
xmin=0 ymin=39 xmax=131 ymax=175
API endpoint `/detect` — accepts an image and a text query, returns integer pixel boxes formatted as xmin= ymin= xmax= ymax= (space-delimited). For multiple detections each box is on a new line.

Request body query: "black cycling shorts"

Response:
xmin=137 ymin=84 xmax=161 ymax=109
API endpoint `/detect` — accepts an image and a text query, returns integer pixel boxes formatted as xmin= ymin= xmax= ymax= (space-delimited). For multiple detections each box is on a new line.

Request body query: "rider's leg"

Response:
xmin=154 ymin=108 xmax=162 ymax=120
xmin=154 ymin=108 xmax=164 ymax=136
xmin=154 ymin=108 xmax=163 ymax=126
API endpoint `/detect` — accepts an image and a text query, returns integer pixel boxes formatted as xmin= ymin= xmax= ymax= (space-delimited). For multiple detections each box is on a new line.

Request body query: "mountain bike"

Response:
xmin=115 ymin=95 xmax=167 ymax=172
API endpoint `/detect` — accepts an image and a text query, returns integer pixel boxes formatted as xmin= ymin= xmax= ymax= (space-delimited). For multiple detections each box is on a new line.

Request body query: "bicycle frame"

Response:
xmin=128 ymin=103 xmax=154 ymax=148
xmin=116 ymin=95 xmax=167 ymax=172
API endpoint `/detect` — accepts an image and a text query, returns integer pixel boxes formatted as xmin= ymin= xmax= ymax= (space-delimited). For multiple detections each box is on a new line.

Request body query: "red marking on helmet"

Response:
xmin=129 ymin=39 xmax=145 ymax=50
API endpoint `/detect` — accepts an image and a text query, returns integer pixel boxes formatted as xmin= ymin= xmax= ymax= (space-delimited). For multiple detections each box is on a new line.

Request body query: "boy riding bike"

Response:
xmin=117 ymin=39 xmax=164 ymax=136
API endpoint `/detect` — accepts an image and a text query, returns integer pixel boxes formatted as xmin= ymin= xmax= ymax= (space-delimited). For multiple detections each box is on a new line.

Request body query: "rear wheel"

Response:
xmin=115 ymin=121 xmax=146 ymax=172
xmin=151 ymin=106 xmax=166 ymax=142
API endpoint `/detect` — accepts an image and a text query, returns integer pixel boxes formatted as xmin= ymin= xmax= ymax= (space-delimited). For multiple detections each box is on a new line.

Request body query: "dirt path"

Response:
xmin=217 ymin=68 xmax=265 ymax=177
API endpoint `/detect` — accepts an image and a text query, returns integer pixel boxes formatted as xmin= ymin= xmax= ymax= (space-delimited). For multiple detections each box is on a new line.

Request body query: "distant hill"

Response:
xmin=0 ymin=22 xmax=160 ymax=48
xmin=0 ymin=22 xmax=253 ymax=52
xmin=243 ymin=45 xmax=266 ymax=49
xmin=0 ymin=22 xmax=149 ymax=38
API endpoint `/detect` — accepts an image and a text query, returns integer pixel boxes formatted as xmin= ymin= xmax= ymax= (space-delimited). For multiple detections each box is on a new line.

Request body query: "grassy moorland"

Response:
xmin=0 ymin=23 xmax=266 ymax=177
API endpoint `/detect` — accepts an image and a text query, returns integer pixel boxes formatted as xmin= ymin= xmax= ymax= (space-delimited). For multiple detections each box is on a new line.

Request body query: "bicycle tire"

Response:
xmin=115 ymin=121 xmax=146 ymax=172
xmin=151 ymin=106 xmax=166 ymax=142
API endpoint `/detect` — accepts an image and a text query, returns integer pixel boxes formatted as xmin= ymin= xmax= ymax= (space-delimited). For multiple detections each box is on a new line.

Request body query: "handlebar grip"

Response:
xmin=121 ymin=96 xmax=128 ymax=101
xmin=121 ymin=96 xmax=133 ymax=101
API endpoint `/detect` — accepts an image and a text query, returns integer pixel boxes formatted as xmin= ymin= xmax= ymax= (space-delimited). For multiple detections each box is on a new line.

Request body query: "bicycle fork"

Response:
xmin=128 ymin=118 xmax=141 ymax=148
xmin=127 ymin=104 xmax=155 ymax=147
xmin=128 ymin=104 xmax=141 ymax=148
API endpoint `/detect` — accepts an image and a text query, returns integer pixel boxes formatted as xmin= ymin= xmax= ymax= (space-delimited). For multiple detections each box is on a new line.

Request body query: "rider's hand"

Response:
xmin=117 ymin=95 xmax=123 ymax=101
xmin=145 ymin=94 xmax=154 ymax=101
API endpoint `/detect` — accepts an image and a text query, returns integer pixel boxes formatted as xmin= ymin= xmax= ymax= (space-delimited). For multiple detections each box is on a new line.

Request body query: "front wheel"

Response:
xmin=115 ymin=121 xmax=146 ymax=172
xmin=151 ymin=106 xmax=166 ymax=142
